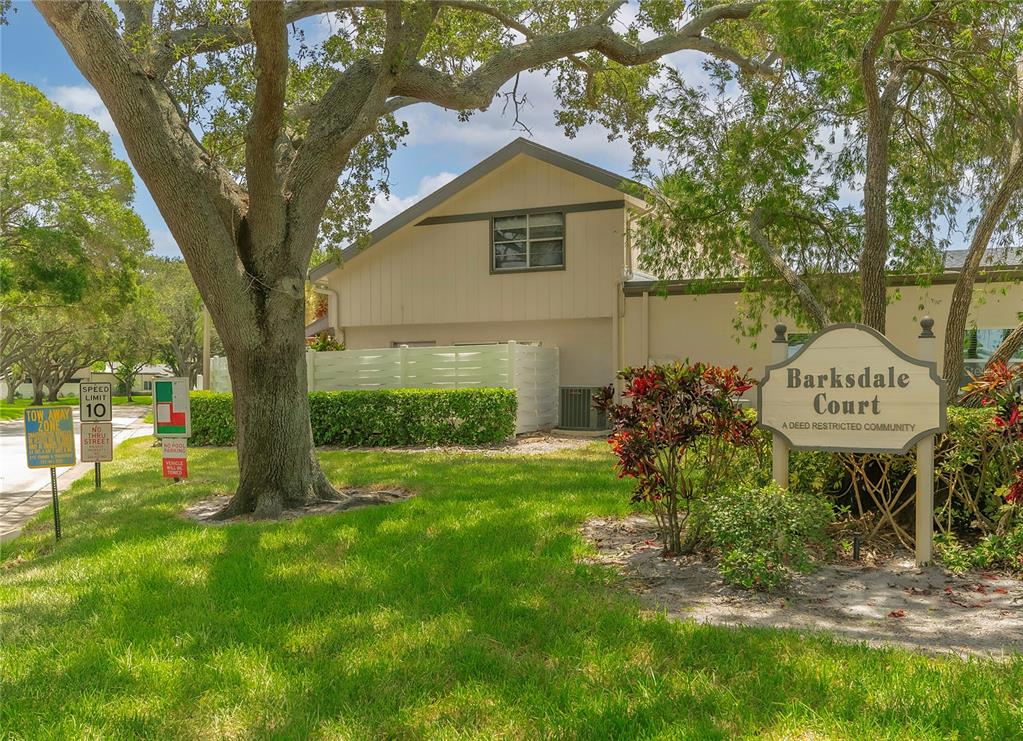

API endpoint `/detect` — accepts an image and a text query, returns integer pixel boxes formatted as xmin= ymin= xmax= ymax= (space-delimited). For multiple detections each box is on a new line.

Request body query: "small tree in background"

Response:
xmin=595 ymin=363 xmax=757 ymax=555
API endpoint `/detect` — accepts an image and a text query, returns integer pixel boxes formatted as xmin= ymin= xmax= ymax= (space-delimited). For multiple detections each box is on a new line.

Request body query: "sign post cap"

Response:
xmin=773 ymin=323 xmax=788 ymax=343
xmin=919 ymin=316 xmax=935 ymax=338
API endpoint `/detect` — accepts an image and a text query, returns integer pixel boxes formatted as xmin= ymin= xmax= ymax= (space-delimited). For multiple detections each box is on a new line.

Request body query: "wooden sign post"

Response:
xmin=914 ymin=318 xmax=937 ymax=565
xmin=758 ymin=320 xmax=946 ymax=566
xmin=771 ymin=324 xmax=791 ymax=488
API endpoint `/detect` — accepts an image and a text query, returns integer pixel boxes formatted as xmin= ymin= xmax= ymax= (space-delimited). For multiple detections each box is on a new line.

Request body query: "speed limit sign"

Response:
xmin=80 ymin=382 xmax=112 ymax=422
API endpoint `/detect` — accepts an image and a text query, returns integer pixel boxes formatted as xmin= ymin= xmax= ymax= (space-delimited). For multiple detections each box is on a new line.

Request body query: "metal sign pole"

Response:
xmin=50 ymin=467 xmax=61 ymax=541
xmin=95 ymin=462 xmax=101 ymax=489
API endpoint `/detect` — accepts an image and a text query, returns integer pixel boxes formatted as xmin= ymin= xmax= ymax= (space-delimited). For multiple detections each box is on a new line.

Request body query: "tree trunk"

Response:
xmin=46 ymin=384 xmax=61 ymax=402
xmin=750 ymin=207 xmax=831 ymax=329
xmin=943 ymin=59 xmax=1023 ymax=391
xmin=941 ymin=164 xmax=1023 ymax=390
xmin=31 ymin=379 xmax=44 ymax=406
xmin=215 ymin=317 xmax=336 ymax=519
xmin=988 ymin=321 xmax=1023 ymax=369
xmin=858 ymin=2 xmax=903 ymax=333
xmin=5 ymin=371 xmax=22 ymax=404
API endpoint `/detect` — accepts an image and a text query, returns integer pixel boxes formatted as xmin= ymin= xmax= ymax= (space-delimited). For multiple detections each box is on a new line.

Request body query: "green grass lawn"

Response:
xmin=2 ymin=440 xmax=1021 ymax=737
xmin=1 ymin=394 xmax=152 ymax=420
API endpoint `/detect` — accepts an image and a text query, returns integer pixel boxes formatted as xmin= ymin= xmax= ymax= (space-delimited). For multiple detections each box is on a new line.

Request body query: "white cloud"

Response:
xmin=49 ymin=84 xmax=118 ymax=137
xmin=396 ymin=69 xmax=641 ymax=176
xmin=369 ymin=171 xmax=458 ymax=226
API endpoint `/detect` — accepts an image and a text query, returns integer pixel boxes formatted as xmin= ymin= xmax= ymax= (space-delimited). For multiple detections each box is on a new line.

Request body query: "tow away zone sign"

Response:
xmin=25 ymin=406 xmax=76 ymax=469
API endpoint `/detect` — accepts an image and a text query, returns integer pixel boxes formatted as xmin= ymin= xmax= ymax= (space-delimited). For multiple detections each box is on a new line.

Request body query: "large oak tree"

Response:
xmin=33 ymin=0 xmax=770 ymax=517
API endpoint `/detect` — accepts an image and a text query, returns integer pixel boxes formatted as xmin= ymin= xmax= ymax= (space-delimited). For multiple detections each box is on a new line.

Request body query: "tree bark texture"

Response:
xmin=942 ymin=58 xmax=1023 ymax=391
xmin=858 ymin=1 xmax=902 ymax=333
xmin=216 ymin=312 xmax=335 ymax=518
xmin=988 ymin=321 xmax=1023 ymax=370
xmin=750 ymin=207 xmax=831 ymax=329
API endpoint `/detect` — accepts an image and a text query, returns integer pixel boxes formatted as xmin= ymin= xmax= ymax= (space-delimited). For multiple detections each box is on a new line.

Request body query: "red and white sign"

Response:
xmin=162 ymin=437 xmax=188 ymax=479
xmin=80 ymin=422 xmax=113 ymax=462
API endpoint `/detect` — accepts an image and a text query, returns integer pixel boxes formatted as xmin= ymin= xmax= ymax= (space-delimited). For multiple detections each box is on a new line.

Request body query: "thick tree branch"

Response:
xmin=858 ymin=0 xmax=902 ymax=332
xmin=390 ymin=9 xmax=770 ymax=113
xmin=35 ymin=0 xmax=254 ymax=338
xmin=152 ymin=0 xmax=768 ymax=79
xmin=115 ymin=0 xmax=153 ymax=37
xmin=152 ymin=0 xmax=387 ymax=76
xmin=987 ymin=321 xmax=1023 ymax=369
xmin=750 ymin=207 xmax=831 ymax=329
xmin=943 ymin=57 xmax=1023 ymax=389
xmin=285 ymin=2 xmax=434 ymax=270
xmin=245 ymin=0 xmax=289 ymax=269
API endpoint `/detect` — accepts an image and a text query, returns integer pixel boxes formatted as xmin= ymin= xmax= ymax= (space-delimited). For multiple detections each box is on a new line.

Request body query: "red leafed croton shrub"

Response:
xmin=994 ymin=381 xmax=1023 ymax=507
xmin=594 ymin=363 xmax=758 ymax=555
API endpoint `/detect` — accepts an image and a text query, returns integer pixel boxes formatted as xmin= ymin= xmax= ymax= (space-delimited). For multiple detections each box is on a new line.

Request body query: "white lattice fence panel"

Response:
xmin=207 ymin=341 xmax=560 ymax=434
xmin=313 ymin=348 xmax=401 ymax=389
xmin=403 ymin=346 xmax=511 ymax=389
xmin=511 ymin=344 xmax=559 ymax=432
xmin=210 ymin=356 xmax=231 ymax=392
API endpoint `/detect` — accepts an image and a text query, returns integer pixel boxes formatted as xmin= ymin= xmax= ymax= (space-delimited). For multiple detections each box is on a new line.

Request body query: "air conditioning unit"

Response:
xmin=558 ymin=387 xmax=608 ymax=431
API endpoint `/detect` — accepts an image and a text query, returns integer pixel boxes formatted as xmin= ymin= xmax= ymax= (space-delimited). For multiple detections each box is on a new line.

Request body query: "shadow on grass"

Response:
xmin=2 ymin=439 xmax=1021 ymax=737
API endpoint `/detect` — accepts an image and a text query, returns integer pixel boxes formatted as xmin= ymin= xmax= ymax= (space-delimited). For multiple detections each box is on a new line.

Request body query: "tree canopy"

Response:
xmin=634 ymin=0 xmax=1023 ymax=368
xmin=0 ymin=74 xmax=151 ymax=395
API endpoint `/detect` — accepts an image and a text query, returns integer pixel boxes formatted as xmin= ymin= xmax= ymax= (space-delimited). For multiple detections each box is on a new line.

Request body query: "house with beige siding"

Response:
xmin=309 ymin=138 xmax=1023 ymax=429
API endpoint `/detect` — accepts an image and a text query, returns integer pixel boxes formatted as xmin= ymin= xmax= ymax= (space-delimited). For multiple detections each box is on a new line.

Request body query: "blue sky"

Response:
xmin=1 ymin=1 xmax=668 ymax=259
xmin=2 ymin=3 xmax=976 ymax=260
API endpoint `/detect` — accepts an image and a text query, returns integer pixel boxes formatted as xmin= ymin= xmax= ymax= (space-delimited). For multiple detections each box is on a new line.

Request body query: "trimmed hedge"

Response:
xmin=187 ymin=389 xmax=517 ymax=447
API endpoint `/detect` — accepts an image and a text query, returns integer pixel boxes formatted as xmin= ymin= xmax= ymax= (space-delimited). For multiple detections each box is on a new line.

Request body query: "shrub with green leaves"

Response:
xmin=701 ymin=482 xmax=834 ymax=591
xmin=189 ymin=392 xmax=236 ymax=446
xmin=934 ymin=527 xmax=1023 ymax=574
xmin=188 ymin=389 xmax=516 ymax=447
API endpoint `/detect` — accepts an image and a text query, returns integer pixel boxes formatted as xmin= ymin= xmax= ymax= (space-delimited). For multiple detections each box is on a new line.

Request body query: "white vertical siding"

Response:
xmin=328 ymin=154 xmax=626 ymax=328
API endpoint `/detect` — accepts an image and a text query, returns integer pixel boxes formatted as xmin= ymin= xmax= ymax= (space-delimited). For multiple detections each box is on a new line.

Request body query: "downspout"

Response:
xmin=312 ymin=282 xmax=341 ymax=342
xmin=611 ymin=279 xmax=622 ymax=400
xmin=641 ymin=290 xmax=650 ymax=365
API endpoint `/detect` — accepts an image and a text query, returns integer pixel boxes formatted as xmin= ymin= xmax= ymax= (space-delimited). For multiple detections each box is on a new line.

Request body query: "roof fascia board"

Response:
xmin=622 ymin=268 xmax=1023 ymax=297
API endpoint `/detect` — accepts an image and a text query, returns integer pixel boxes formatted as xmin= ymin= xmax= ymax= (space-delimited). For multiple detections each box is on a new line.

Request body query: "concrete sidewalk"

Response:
xmin=0 ymin=406 xmax=152 ymax=544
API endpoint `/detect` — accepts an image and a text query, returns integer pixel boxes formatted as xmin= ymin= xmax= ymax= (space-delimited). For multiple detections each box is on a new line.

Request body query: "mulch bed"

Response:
xmin=581 ymin=513 xmax=1023 ymax=659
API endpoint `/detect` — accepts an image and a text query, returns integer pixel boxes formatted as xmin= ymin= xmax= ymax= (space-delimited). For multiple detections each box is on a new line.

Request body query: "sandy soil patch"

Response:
xmin=582 ymin=514 xmax=1023 ymax=659
xmin=184 ymin=488 xmax=415 ymax=525
xmin=328 ymin=432 xmax=601 ymax=456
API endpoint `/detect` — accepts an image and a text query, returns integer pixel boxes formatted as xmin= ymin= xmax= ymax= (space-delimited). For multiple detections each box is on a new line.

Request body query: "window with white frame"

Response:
xmin=492 ymin=212 xmax=565 ymax=271
xmin=964 ymin=327 xmax=1023 ymax=376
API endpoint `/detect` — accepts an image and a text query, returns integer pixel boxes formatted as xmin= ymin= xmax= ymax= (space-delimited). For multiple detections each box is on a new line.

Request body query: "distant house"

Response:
xmin=309 ymin=138 xmax=1023 ymax=428
xmin=90 ymin=363 xmax=175 ymax=394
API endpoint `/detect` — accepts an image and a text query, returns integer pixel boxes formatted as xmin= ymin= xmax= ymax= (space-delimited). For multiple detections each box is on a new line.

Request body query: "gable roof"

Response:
xmin=309 ymin=137 xmax=640 ymax=281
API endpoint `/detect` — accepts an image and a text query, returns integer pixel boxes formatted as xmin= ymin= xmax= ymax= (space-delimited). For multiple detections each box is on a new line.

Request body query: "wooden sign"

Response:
xmin=758 ymin=324 xmax=946 ymax=454
xmin=761 ymin=320 xmax=945 ymax=567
